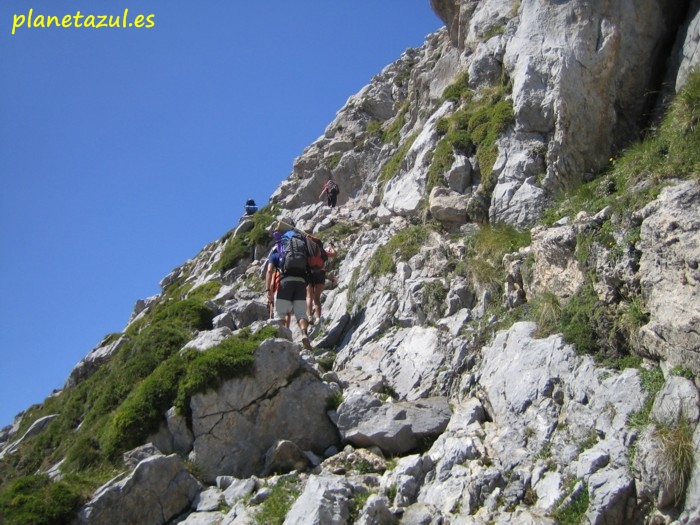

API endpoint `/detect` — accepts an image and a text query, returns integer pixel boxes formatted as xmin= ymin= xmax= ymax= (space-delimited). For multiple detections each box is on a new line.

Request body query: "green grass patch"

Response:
xmin=383 ymin=103 xmax=409 ymax=145
xmin=378 ymin=133 xmax=418 ymax=192
xmin=251 ymin=475 xmax=302 ymax=525
xmin=215 ymin=205 xmax=278 ymax=273
xmin=0 ymin=474 xmax=85 ymax=525
xmin=368 ymin=225 xmax=430 ymax=276
xmin=627 ymin=367 xmax=665 ymax=428
xmin=441 ymin=71 xmax=471 ymax=103
xmin=550 ymin=481 xmax=589 ymax=524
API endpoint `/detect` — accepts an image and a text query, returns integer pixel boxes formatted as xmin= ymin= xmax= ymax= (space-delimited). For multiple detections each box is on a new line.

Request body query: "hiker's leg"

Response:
xmin=314 ymin=283 xmax=324 ymax=318
xmin=275 ymin=280 xmax=295 ymax=329
xmin=275 ymin=298 xmax=292 ymax=328
xmin=306 ymin=283 xmax=313 ymax=319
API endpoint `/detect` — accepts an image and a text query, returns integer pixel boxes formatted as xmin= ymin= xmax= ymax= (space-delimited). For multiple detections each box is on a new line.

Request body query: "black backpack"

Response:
xmin=281 ymin=232 xmax=309 ymax=278
xmin=327 ymin=180 xmax=340 ymax=196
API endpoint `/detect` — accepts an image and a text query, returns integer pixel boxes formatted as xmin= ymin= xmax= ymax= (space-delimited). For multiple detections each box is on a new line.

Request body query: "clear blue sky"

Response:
xmin=0 ymin=2 xmax=442 ymax=427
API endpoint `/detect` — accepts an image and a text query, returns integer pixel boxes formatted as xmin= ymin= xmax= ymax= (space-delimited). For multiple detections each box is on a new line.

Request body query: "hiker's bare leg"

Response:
xmin=313 ymin=283 xmax=325 ymax=318
xmin=306 ymin=284 xmax=314 ymax=319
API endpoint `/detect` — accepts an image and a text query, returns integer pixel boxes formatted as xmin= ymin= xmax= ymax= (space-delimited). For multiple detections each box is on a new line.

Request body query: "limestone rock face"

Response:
xmin=637 ymin=181 xmax=700 ymax=375
xmin=188 ymin=338 xmax=339 ymax=482
xmin=336 ymin=390 xmax=451 ymax=455
xmin=75 ymin=453 xmax=202 ymax=525
xmin=8 ymin=2 xmax=700 ymax=524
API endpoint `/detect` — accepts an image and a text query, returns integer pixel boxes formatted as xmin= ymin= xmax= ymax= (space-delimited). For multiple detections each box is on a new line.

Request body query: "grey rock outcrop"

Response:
xmin=75 ymin=453 xmax=202 ymax=525
xmin=188 ymin=338 xmax=339 ymax=482
xmin=637 ymin=180 xmax=700 ymax=375
xmin=65 ymin=335 xmax=128 ymax=388
xmin=6 ymin=1 xmax=700 ymax=524
xmin=336 ymin=391 xmax=451 ymax=455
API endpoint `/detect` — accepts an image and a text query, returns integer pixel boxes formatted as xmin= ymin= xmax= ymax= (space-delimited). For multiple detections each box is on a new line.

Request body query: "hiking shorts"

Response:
xmin=308 ymin=268 xmax=326 ymax=286
xmin=275 ymin=277 xmax=308 ymax=321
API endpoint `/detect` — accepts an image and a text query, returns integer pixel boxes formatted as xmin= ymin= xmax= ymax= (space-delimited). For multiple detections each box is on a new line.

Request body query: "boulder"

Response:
xmin=189 ymin=338 xmax=339 ymax=482
xmin=75 ymin=453 xmax=202 ymax=525
xmin=336 ymin=390 xmax=451 ymax=455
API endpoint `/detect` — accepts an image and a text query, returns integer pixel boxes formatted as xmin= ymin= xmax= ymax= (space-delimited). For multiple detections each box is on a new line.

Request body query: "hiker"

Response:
xmin=263 ymin=247 xmax=282 ymax=320
xmin=265 ymin=223 xmax=312 ymax=349
xmin=319 ymin=177 xmax=340 ymax=208
xmin=305 ymin=236 xmax=337 ymax=326
xmin=244 ymin=198 xmax=258 ymax=215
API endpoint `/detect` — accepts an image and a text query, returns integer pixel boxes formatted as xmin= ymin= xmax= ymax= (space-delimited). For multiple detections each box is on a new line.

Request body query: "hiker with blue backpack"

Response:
xmin=265 ymin=220 xmax=312 ymax=350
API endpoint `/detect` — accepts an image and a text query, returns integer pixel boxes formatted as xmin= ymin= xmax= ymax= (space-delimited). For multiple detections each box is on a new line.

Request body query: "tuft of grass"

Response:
xmin=326 ymin=152 xmax=343 ymax=170
xmin=251 ymin=475 xmax=301 ymax=525
xmin=670 ymin=365 xmax=695 ymax=380
xmin=559 ymin=284 xmax=600 ymax=356
xmin=326 ymin=391 xmax=344 ymax=411
xmin=530 ymin=290 xmax=562 ymax=338
xmin=382 ymin=103 xmax=409 ymax=145
xmin=550 ymin=481 xmax=589 ymax=524
xmin=654 ymin=417 xmax=696 ymax=500
xmin=616 ymin=296 xmax=649 ymax=350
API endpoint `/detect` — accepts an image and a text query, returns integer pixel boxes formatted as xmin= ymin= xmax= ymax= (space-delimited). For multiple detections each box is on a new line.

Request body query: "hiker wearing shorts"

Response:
xmin=266 ymin=228 xmax=312 ymax=350
xmin=306 ymin=237 xmax=337 ymax=326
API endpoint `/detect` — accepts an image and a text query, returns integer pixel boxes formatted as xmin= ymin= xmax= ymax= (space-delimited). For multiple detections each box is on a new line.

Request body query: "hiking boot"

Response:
xmin=301 ymin=336 xmax=312 ymax=350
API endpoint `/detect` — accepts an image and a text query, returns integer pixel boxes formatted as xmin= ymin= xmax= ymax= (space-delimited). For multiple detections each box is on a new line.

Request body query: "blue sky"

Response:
xmin=0 ymin=2 xmax=442 ymax=427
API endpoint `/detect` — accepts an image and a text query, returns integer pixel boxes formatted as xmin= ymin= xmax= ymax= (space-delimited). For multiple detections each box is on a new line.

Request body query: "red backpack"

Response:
xmin=306 ymin=236 xmax=327 ymax=269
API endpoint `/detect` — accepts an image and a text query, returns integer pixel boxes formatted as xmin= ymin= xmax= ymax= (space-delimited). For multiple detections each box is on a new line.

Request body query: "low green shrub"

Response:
xmin=0 ymin=474 xmax=84 ymax=525
xmin=174 ymin=327 xmax=276 ymax=414
xmin=422 ymin=280 xmax=448 ymax=321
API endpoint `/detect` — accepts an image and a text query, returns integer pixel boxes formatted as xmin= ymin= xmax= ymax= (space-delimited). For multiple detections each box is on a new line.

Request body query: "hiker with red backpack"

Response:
xmin=305 ymin=235 xmax=337 ymax=327
xmin=319 ymin=177 xmax=340 ymax=208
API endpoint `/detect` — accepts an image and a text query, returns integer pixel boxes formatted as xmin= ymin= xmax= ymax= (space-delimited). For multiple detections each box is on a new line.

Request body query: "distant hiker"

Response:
xmin=319 ymin=178 xmax=340 ymax=208
xmin=244 ymin=198 xmax=258 ymax=215
xmin=263 ymin=238 xmax=282 ymax=321
xmin=305 ymin=235 xmax=337 ymax=326
xmin=265 ymin=222 xmax=312 ymax=350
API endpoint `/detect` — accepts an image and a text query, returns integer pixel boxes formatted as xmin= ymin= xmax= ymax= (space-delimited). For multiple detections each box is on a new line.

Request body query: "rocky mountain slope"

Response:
xmin=2 ymin=1 xmax=700 ymax=524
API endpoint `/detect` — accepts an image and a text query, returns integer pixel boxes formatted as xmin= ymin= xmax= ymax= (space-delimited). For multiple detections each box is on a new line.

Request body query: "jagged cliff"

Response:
xmin=2 ymin=1 xmax=700 ymax=524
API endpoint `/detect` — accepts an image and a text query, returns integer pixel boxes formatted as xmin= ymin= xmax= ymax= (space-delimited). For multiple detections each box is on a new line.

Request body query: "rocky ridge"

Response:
xmin=2 ymin=1 xmax=700 ymax=524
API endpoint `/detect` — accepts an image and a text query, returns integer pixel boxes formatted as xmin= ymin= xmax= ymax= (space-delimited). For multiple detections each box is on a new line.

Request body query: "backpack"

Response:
xmin=280 ymin=232 xmax=309 ymax=278
xmin=306 ymin=236 xmax=327 ymax=269
xmin=327 ymin=180 xmax=339 ymax=196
